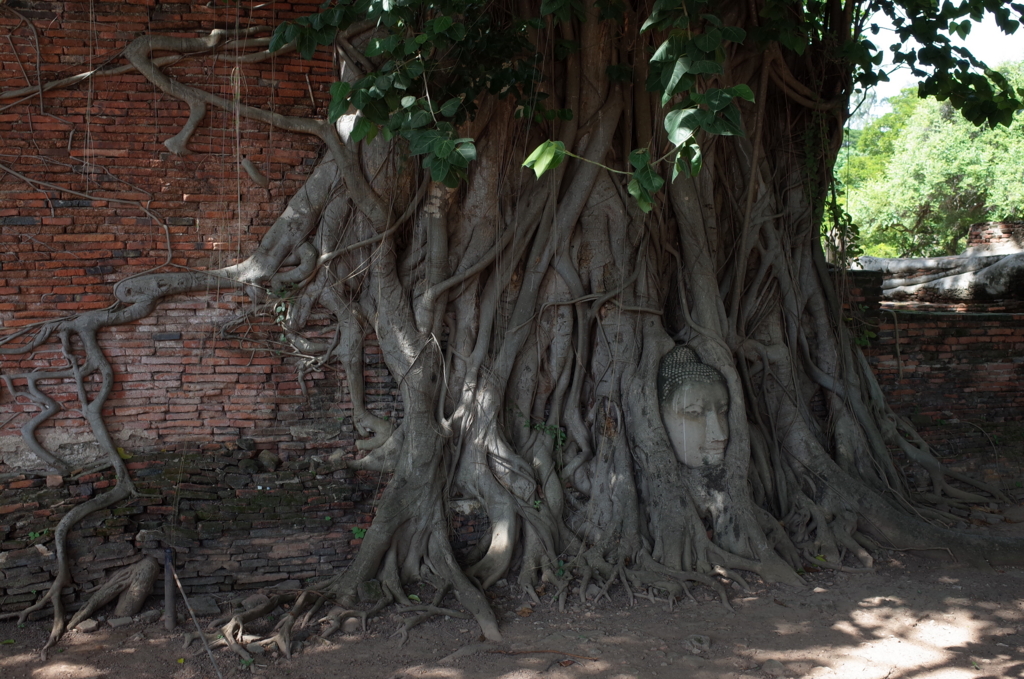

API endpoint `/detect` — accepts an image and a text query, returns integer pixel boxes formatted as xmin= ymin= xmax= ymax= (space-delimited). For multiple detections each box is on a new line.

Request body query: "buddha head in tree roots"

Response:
xmin=658 ymin=346 xmax=730 ymax=468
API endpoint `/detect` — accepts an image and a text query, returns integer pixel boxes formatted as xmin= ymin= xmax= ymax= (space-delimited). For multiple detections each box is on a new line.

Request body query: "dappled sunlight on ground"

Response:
xmin=2 ymin=554 xmax=1023 ymax=679
xmin=29 ymin=661 xmax=107 ymax=679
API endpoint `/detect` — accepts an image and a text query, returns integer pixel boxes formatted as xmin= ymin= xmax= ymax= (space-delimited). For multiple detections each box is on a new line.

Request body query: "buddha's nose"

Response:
xmin=706 ymin=411 xmax=728 ymax=443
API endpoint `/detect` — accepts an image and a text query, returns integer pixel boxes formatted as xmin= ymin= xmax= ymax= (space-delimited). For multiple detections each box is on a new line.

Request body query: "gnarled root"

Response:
xmin=392 ymin=605 xmax=471 ymax=646
xmin=389 ymin=581 xmax=469 ymax=645
xmin=186 ymin=593 xmax=298 ymax=663
xmin=66 ymin=557 xmax=159 ymax=631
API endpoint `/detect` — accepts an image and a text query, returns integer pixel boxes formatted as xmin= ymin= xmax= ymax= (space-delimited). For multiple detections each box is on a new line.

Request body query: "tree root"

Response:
xmin=185 ymin=593 xmax=300 ymax=663
xmin=66 ymin=557 xmax=159 ymax=631
xmin=392 ymin=605 xmax=471 ymax=646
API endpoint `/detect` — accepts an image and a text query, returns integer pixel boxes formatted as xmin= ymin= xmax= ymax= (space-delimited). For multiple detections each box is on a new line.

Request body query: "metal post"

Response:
xmin=164 ymin=547 xmax=175 ymax=631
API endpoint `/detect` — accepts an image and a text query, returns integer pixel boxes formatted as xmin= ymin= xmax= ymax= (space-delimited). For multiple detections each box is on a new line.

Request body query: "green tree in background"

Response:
xmin=840 ymin=62 xmax=1024 ymax=258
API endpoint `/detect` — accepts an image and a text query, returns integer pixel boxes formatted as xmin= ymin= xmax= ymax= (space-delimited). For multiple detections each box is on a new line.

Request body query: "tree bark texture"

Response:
xmin=2 ymin=0 xmax=1022 ymax=654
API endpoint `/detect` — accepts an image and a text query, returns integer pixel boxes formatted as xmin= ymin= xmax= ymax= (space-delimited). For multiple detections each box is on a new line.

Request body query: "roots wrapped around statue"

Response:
xmin=2 ymin=0 xmax=1023 ymax=660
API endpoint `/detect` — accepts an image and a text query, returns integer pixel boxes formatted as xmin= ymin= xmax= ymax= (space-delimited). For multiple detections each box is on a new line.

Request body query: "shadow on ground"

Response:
xmin=3 ymin=548 xmax=1023 ymax=679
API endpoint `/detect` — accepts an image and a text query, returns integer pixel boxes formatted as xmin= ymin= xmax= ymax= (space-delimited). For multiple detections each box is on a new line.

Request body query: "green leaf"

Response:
xmin=433 ymin=16 xmax=453 ymax=33
xmin=721 ymin=26 xmax=746 ymax=43
xmin=627 ymin=178 xmax=654 ymax=213
xmin=366 ymin=35 xmax=399 ymax=57
xmin=322 ymin=7 xmax=343 ymax=26
xmin=693 ymin=29 xmax=722 ymax=52
xmin=440 ymin=97 xmax=462 ymax=118
xmin=705 ymin=88 xmax=734 ymax=112
xmin=539 ymin=0 xmax=564 ymax=16
xmin=433 ymin=138 xmax=456 ymax=160
xmin=683 ymin=143 xmax=703 ymax=176
xmin=350 ymin=116 xmax=376 ymax=143
xmin=726 ymin=84 xmax=756 ymax=102
xmin=556 ymin=39 xmax=580 ymax=60
xmin=635 ymin=163 xmax=664 ymax=193
xmin=406 ymin=110 xmax=432 ymax=130
xmin=689 ymin=60 xmax=723 ymax=75
xmin=662 ymin=58 xmax=694 ymax=104
xmin=283 ymin=23 xmax=300 ymax=45
xmin=703 ymin=104 xmax=744 ymax=136
xmin=296 ymin=32 xmax=317 ymax=59
xmin=628 ymin=148 xmax=651 ymax=171
xmin=360 ymin=98 xmax=391 ymax=125
xmin=314 ymin=25 xmax=335 ymax=46
xmin=664 ymin=108 xmax=702 ymax=146
xmin=523 ymin=140 xmax=567 ymax=179
xmin=408 ymin=594 xmax=421 ymax=602
xmin=450 ymin=148 xmax=470 ymax=169
xmin=779 ymin=31 xmax=807 ymax=56
xmin=331 ymin=82 xmax=352 ymax=102
xmin=453 ymin=139 xmax=477 ymax=164
xmin=269 ymin=25 xmax=290 ymax=53
xmin=441 ymin=170 xmax=461 ymax=189
xmin=426 ymin=155 xmax=451 ymax=182
xmin=651 ymin=37 xmax=685 ymax=63
xmin=407 ymin=129 xmax=443 ymax=155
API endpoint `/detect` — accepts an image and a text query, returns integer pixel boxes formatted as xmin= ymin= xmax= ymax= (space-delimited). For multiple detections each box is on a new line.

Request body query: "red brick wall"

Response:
xmin=1 ymin=0 xmax=348 ymax=453
xmin=865 ymin=311 xmax=1024 ymax=479
xmin=0 ymin=1 xmax=464 ymax=613
xmin=967 ymin=221 xmax=1024 ymax=250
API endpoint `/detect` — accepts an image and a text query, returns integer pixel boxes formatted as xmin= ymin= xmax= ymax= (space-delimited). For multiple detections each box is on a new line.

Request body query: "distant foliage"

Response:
xmin=838 ymin=62 xmax=1024 ymax=258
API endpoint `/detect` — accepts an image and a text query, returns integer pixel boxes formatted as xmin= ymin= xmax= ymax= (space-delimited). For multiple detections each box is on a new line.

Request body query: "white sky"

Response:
xmin=868 ymin=13 xmax=1023 ymax=106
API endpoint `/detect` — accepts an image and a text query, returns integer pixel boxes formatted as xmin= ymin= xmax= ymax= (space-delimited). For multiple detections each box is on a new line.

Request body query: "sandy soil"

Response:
xmin=3 ymin=331 xmax=1023 ymax=679
xmin=2 ymin=550 xmax=1023 ymax=679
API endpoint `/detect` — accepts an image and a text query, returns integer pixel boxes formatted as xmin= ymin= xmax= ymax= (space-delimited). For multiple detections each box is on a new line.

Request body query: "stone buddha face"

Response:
xmin=658 ymin=346 xmax=729 ymax=467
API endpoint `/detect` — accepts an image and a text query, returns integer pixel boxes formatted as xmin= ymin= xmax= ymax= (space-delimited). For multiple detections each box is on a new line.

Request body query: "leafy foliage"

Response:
xmin=837 ymin=63 xmax=1024 ymax=258
xmin=527 ymin=1 xmax=754 ymax=210
xmin=272 ymin=0 xmax=1022 ymax=213
xmin=273 ymin=0 xmax=541 ymax=187
xmin=871 ymin=0 xmax=1024 ymax=127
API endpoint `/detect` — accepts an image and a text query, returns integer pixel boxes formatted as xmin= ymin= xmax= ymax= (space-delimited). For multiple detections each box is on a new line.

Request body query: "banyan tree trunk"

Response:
xmin=3 ymin=0 xmax=1022 ymax=654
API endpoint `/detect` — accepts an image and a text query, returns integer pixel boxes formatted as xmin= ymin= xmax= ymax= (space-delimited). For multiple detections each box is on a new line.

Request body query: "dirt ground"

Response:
xmin=3 ymin=544 xmax=1024 ymax=679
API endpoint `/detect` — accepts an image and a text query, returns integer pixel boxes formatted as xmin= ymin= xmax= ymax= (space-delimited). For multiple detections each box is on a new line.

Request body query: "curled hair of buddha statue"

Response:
xmin=657 ymin=345 xmax=725 ymax=404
